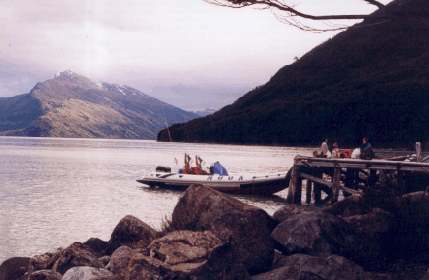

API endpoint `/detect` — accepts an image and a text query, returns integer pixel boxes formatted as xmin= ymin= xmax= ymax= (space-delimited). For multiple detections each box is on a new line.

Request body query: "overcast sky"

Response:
xmin=0 ymin=0 xmax=388 ymax=110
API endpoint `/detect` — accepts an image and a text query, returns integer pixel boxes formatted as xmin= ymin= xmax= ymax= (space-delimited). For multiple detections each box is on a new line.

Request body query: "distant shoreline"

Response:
xmin=0 ymin=135 xmax=419 ymax=151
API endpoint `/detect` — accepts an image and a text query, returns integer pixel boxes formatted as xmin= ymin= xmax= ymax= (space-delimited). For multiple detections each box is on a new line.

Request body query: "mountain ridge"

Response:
xmin=0 ymin=71 xmax=197 ymax=139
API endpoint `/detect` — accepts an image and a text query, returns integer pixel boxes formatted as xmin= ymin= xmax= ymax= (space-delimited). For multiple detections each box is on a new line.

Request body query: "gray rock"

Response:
xmin=270 ymin=252 xmax=290 ymax=270
xmin=171 ymin=185 xmax=275 ymax=274
xmin=106 ymin=246 xmax=134 ymax=276
xmin=83 ymin=238 xmax=109 ymax=257
xmin=344 ymin=208 xmax=394 ymax=237
xmin=395 ymin=191 xmax=429 ymax=256
xmin=62 ymin=266 xmax=114 ymax=280
xmin=52 ymin=242 xmax=104 ymax=274
xmin=30 ymin=249 xmax=62 ymax=271
xmin=343 ymin=208 xmax=394 ymax=270
xmin=271 ymin=211 xmax=362 ymax=258
xmin=251 ymin=254 xmax=391 ymax=280
xmin=273 ymin=204 xmax=321 ymax=223
xmin=107 ymin=215 xmax=159 ymax=254
xmin=98 ymin=256 xmax=110 ymax=267
xmin=324 ymin=196 xmax=369 ymax=217
xmin=0 ymin=257 xmax=31 ymax=280
xmin=28 ymin=269 xmax=62 ymax=280
xmin=127 ymin=230 xmax=249 ymax=280
xmin=325 ymin=191 xmax=400 ymax=219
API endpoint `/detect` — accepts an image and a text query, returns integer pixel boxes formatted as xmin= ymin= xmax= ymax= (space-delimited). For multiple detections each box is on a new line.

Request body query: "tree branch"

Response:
xmin=205 ymin=0 xmax=388 ymax=32
xmin=206 ymin=0 xmax=379 ymax=20
xmin=362 ymin=0 xmax=385 ymax=9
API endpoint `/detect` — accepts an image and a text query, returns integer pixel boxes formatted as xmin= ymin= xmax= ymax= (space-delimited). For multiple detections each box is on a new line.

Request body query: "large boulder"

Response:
xmin=325 ymin=193 xmax=400 ymax=219
xmin=251 ymin=254 xmax=391 ymax=280
xmin=344 ymin=208 xmax=394 ymax=237
xmin=30 ymin=249 xmax=62 ymax=271
xmin=273 ymin=204 xmax=321 ymax=223
xmin=62 ymin=266 xmax=115 ymax=280
xmin=107 ymin=215 xmax=159 ymax=254
xmin=0 ymin=257 xmax=31 ymax=280
xmin=324 ymin=196 xmax=370 ymax=217
xmin=83 ymin=238 xmax=109 ymax=257
xmin=27 ymin=270 xmax=62 ymax=280
xmin=127 ymin=230 xmax=249 ymax=280
xmin=52 ymin=242 xmax=104 ymax=274
xmin=106 ymin=246 xmax=135 ymax=277
xmin=271 ymin=251 xmax=289 ymax=270
xmin=271 ymin=211 xmax=367 ymax=262
xmin=98 ymin=256 xmax=110 ymax=267
xmin=393 ymin=191 xmax=429 ymax=257
xmin=171 ymin=185 xmax=275 ymax=274
xmin=343 ymin=208 xmax=395 ymax=270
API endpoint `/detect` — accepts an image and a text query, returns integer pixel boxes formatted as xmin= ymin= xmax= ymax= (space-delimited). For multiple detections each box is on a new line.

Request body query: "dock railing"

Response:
xmin=286 ymin=154 xmax=429 ymax=205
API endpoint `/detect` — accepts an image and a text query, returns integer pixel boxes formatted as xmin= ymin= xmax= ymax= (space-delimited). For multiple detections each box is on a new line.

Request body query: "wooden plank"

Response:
xmin=294 ymin=156 xmax=429 ymax=172
xmin=422 ymin=154 xmax=429 ymax=162
xmin=301 ymin=173 xmax=333 ymax=188
xmin=295 ymin=155 xmax=429 ymax=167
xmin=340 ymin=185 xmax=362 ymax=196
xmin=386 ymin=155 xmax=410 ymax=161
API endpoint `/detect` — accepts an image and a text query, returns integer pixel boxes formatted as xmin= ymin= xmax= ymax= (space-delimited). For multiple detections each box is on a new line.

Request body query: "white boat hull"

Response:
xmin=137 ymin=172 xmax=290 ymax=195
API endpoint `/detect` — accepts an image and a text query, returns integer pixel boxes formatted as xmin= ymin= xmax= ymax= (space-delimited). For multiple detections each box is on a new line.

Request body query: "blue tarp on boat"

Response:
xmin=212 ymin=161 xmax=228 ymax=176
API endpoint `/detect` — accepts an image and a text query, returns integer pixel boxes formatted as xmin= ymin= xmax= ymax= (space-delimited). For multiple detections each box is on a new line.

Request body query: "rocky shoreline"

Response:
xmin=1 ymin=185 xmax=429 ymax=280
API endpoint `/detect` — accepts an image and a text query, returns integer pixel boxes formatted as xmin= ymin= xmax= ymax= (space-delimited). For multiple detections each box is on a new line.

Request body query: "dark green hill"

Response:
xmin=158 ymin=0 xmax=429 ymax=147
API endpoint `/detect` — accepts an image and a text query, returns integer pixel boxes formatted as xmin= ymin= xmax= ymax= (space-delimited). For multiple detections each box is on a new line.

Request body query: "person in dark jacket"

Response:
xmin=360 ymin=137 xmax=375 ymax=160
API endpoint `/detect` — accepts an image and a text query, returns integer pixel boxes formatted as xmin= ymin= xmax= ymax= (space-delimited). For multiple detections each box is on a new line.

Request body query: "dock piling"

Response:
xmin=416 ymin=142 xmax=422 ymax=162
xmin=305 ymin=180 xmax=312 ymax=204
xmin=332 ymin=167 xmax=341 ymax=203
xmin=286 ymin=165 xmax=302 ymax=204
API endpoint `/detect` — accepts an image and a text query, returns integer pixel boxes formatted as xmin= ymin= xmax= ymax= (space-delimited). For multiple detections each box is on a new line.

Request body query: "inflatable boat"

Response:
xmin=137 ymin=169 xmax=290 ymax=195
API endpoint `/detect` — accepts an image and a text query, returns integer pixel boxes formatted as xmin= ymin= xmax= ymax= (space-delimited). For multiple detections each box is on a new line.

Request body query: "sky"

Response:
xmin=0 ymin=0 xmax=388 ymax=110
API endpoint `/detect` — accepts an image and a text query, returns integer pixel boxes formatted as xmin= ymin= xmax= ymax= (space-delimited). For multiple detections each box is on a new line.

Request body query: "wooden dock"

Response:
xmin=286 ymin=154 xmax=429 ymax=205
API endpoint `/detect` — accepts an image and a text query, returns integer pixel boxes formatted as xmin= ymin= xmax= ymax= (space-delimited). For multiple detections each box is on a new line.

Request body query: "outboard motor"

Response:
xmin=156 ymin=166 xmax=171 ymax=173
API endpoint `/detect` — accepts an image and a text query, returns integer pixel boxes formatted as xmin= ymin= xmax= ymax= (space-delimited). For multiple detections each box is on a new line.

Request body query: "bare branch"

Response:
xmin=273 ymin=12 xmax=349 ymax=33
xmin=204 ymin=0 xmax=388 ymax=32
xmin=363 ymin=0 xmax=385 ymax=9
xmin=205 ymin=0 xmax=373 ymax=20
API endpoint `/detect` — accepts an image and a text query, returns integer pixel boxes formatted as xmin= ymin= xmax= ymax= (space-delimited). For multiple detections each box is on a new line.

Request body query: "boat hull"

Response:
xmin=137 ymin=172 xmax=290 ymax=196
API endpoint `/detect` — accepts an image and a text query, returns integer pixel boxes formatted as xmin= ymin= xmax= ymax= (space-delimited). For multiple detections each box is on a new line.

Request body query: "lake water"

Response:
xmin=0 ymin=136 xmax=316 ymax=262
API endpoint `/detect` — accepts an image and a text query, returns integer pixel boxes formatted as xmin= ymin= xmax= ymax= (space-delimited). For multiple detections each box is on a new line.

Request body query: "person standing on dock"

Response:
xmin=332 ymin=142 xmax=341 ymax=158
xmin=320 ymin=139 xmax=331 ymax=158
xmin=360 ymin=137 xmax=375 ymax=160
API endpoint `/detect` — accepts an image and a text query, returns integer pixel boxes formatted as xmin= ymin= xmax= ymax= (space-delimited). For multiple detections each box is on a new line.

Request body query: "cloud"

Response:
xmin=0 ymin=61 xmax=50 ymax=96
xmin=0 ymin=0 xmax=390 ymax=109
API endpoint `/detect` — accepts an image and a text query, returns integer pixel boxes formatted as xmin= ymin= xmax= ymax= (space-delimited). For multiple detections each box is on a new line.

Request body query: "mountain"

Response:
xmin=0 ymin=70 xmax=197 ymax=139
xmin=158 ymin=0 xmax=429 ymax=147
xmin=192 ymin=108 xmax=217 ymax=117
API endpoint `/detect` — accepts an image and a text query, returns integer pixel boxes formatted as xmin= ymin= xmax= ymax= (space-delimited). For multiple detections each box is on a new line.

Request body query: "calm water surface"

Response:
xmin=0 ymin=136 xmax=315 ymax=262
